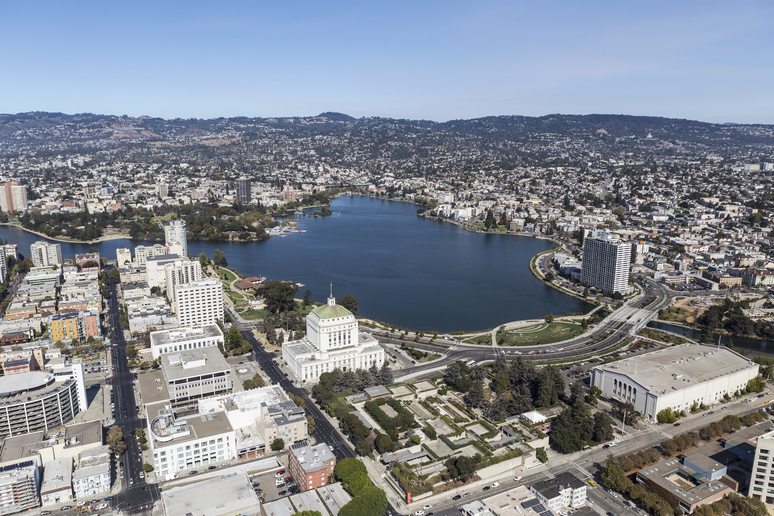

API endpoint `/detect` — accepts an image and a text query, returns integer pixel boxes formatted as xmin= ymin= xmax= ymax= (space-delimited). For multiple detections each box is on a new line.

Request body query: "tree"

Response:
xmin=338 ymin=295 xmax=358 ymax=315
xmin=271 ymin=438 xmax=285 ymax=451
xmin=536 ymin=447 xmax=548 ymax=463
xmin=484 ymin=210 xmax=497 ymax=230
xmin=199 ymin=251 xmax=210 ymax=268
xmin=338 ymin=486 xmax=388 ymax=516
xmin=107 ymin=426 xmax=124 ymax=455
xmin=465 ymin=379 xmax=485 ymax=407
xmin=657 ymin=408 xmax=678 ymax=424
xmin=302 ymin=289 xmax=312 ymax=307
xmin=379 ymin=363 xmax=393 ymax=385
xmin=306 ymin=415 xmax=316 ymax=435
xmin=374 ymin=433 xmax=394 ymax=453
xmin=545 ymin=312 xmax=555 ymax=323
xmin=213 ymin=249 xmax=228 ymax=267
xmin=261 ymin=280 xmax=299 ymax=314
xmin=293 ymin=512 xmax=323 ymax=516
xmin=142 ymin=463 xmax=154 ymax=473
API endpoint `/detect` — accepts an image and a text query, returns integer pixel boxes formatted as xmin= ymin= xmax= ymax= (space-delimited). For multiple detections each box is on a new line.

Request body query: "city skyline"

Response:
xmin=1 ymin=1 xmax=773 ymax=124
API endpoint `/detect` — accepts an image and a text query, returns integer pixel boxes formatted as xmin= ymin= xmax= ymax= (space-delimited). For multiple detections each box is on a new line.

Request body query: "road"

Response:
xmin=237 ymin=321 xmax=401 ymax=515
xmin=106 ymin=269 xmax=160 ymax=514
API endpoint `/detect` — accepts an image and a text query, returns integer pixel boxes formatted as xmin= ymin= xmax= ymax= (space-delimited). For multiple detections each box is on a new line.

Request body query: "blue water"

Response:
xmin=0 ymin=196 xmax=591 ymax=332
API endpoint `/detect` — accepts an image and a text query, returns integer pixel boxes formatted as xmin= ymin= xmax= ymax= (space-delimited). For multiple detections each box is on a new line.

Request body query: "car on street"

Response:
xmin=61 ymin=507 xmax=73 ymax=511
xmin=423 ymin=505 xmax=432 ymax=510
xmin=208 ymin=465 xmax=217 ymax=470
xmin=452 ymin=495 xmax=461 ymax=501
xmin=463 ymin=493 xmax=471 ymax=497
xmin=189 ymin=470 xmax=198 ymax=475
xmin=491 ymin=482 xmax=499 ymax=488
xmin=588 ymin=480 xmax=596 ymax=486
xmin=483 ymin=486 xmax=491 ymax=491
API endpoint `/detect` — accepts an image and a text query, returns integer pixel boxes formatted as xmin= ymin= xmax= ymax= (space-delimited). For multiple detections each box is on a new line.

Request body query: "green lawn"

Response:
xmin=500 ymin=321 xmax=583 ymax=346
xmin=216 ymin=266 xmax=238 ymax=282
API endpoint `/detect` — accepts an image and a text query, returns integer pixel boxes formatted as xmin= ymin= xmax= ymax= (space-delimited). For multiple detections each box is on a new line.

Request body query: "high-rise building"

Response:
xmin=164 ymin=221 xmax=187 ymax=258
xmin=750 ymin=429 xmax=774 ymax=503
xmin=134 ymin=244 xmax=169 ymax=266
xmin=580 ymin=231 xmax=631 ymax=294
xmin=174 ymin=279 xmax=223 ymax=327
xmin=116 ymin=248 xmax=132 ymax=267
xmin=0 ymin=182 xmax=28 ymax=213
xmin=156 ymin=182 xmax=169 ymax=198
xmin=236 ymin=177 xmax=251 ymax=205
xmin=29 ymin=241 xmax=63 ymax=268
xmin=164 ymin=259 xmax=203 ymax=301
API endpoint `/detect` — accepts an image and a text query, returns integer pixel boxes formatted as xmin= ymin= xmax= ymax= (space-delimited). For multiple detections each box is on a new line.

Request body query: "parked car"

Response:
xmin=452 ymin=495 xmax=461 ymax=501
xmin=423 ymin=505 xmax=432 ymax=510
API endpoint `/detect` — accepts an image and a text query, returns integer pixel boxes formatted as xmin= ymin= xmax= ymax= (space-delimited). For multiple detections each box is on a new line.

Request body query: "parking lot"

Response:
xmin=250 ymin=466 xmax=298 ymax=503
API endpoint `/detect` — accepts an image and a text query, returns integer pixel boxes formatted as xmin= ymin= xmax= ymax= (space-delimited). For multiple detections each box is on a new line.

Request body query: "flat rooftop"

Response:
xmin=150 ymin=324 xmax=223 ymax=347
xmin=161 ymin=347 xmax=230 ymax=383
xmin=161 ymin=471 xmax=261 ymax=516
xmin=0 ymin=371 xmax=53 ymax=396
xmin=40 ymin=457 xmax=72 ymax=494
xmin=138 ymin=371 xmax=171 ymax=405
xmin=594 ymin=344 xmax=757 ymax=393
xmin=638 ymin=457 xmax=730 ymax=506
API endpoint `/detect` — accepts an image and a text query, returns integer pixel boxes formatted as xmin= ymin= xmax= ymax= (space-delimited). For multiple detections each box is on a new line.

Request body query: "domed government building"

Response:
xmin=282 ymin=295 xmax=385 ymax=383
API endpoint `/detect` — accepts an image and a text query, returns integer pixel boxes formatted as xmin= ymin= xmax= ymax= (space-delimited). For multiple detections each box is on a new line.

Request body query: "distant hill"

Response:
xmin=1 ymin=111 xmax=773 ymax=152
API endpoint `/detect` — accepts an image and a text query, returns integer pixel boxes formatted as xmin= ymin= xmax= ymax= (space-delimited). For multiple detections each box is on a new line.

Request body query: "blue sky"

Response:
xmin=1 ymin=1 xmax=772 ymax=123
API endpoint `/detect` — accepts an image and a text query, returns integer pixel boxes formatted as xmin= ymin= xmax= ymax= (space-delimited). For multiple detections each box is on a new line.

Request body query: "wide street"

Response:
xmin=106 ymin=269 xmax=160 ymax=514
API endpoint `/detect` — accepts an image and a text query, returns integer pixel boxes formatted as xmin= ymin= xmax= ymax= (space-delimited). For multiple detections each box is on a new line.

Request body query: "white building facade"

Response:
xmin=750 ymin=429 xmax=774 ymax=504
xmin=283 ymin=296 xmax=385 ymax=383
xmin=164 ymin=221 xmax=187 ymax=258
xmin=30 ymin=241 xmax=63 ymax=268
xmin=149 ymin=324 xmax=224 ymax=360
xmin=174 ymin=279 xmax=223 ymax=327
xmin=580 ymin=231 xmax=631 ymax=294
xmin=591 ymin=344 xmax=759 ymax=422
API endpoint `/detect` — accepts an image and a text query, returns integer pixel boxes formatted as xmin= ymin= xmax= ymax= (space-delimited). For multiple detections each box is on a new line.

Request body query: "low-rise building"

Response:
xmin=288 ymin=442 xmax=336 ymax=491
xmin=638 ymin=456 xmax=731 ymax=513
xmin=591 ymin=344 xmax=759 ymax=422
xmin=161 ymin=471 xmax=260 ymax=516
xmin=529 ymin=471 xmax=586 ymax=512
xmin=40 ymin=457 xmax=72 ymax=506
xmin=149 ymin=324 xmax=224 ymax=360
xmin=148 ymin=403 xmax=236 ymax=480
xmin=72 ymin=445 xmax=111 ymax=500
xmin=159 ymin=347 xmax=232 ymax=407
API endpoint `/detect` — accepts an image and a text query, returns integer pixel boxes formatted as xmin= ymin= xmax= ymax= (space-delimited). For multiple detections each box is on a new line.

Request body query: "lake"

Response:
xmin=0 ymin=196 xmax=592 ymax=332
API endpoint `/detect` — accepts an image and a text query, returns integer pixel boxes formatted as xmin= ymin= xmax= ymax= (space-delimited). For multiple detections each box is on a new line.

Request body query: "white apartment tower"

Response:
xmin=174 ymin=279 xmax=223 ymax=327
xmin=165 ymin=220 xmax=187 ymax=258
xmin=116 ymin=248 xmax=132 ymax=267
xmin=30 ymin=241 xmax=63 ymax=268
xmin=750 ymin=429 xmax=774 ymax=503
xmin=164 ymin=259 xmax=203 ymax=301
xmin=580 ymin=231 xmax=631 ymax=294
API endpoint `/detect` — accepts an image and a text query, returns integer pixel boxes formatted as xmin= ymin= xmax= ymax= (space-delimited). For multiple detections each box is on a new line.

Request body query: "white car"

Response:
xmin=491 ymin=482 xmax=500 ymax=488
xmin=423 ymin=505 xmax=432 ymax=510
xmin=414 ymin=512 xmax=424 ymax=516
